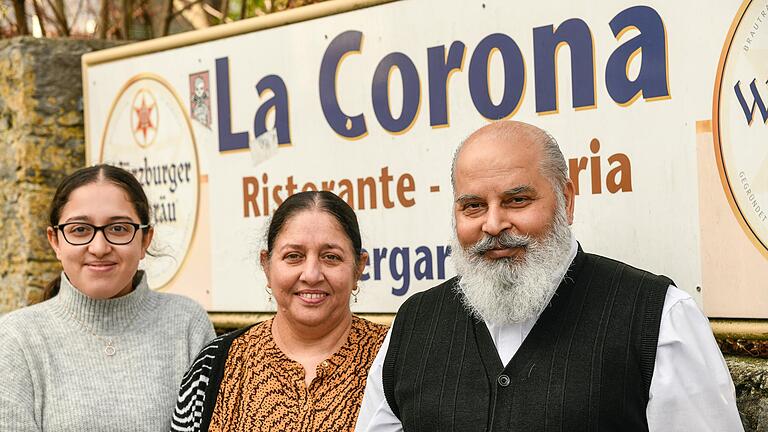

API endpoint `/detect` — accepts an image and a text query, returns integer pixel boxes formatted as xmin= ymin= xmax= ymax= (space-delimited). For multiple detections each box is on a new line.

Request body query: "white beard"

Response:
xmin=450 ymin=197 xmax=573 ymax=325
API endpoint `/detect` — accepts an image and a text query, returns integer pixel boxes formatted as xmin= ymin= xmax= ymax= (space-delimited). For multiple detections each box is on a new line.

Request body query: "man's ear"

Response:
xmin=47 ymin=227 xmax=62 ymax=260
xmin=563 ymin=181 xmax=575 ymax=225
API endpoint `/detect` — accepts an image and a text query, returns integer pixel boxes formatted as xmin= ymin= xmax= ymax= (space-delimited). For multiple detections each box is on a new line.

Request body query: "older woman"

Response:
xmin=172 ymin=191 xmax=388 ymax=432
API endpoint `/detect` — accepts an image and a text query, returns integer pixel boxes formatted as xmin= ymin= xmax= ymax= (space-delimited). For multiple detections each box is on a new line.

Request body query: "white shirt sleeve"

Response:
xmin=355 ymin=327 xmax=404 ymax=432
xmin=646 ymin=286 xmax=744 ymax=432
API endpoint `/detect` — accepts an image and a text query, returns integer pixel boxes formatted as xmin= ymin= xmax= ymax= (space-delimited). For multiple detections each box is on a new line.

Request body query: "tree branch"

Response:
xmin=121 ymin=0 xmax=131 ymax=39
xmin=44 ymin=0 xmax=68 ymax=35
xmin=13 ymin=0 xmax=29 ymax=34
xmin=168 ymin=0 xmax=202 ymax=20
xmin=70 ymin=0 xmax=84 ymax=31
xmin=160 ymin=0 xmax=171 ymax=35
xmin=217 ymin=0 xmax=228 ymax=24
xmin=31 ymin=0 xmax=46 ymax=36
xmin=98 ymin=0 xmax=108 ymax=38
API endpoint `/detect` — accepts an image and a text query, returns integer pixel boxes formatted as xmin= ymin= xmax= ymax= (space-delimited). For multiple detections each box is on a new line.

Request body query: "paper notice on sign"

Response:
xmin=250 ymin=128 xmax=278 ymax=166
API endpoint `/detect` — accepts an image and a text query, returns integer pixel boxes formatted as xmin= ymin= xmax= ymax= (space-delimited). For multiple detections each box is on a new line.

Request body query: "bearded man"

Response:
xmin=356 ymin=121 xmax=743 ymax=431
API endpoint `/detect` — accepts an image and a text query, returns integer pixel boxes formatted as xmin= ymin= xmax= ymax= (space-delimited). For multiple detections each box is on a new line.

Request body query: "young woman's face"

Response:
xmin=47 ymin=182 xmax=153 ymax=299
xmin=261 ymin=210 xmax=365 ymax=329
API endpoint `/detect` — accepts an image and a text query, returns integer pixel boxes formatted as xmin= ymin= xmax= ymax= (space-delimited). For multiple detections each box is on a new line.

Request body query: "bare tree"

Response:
xmin=159 ymin=0 xmax=170 ymax=34
xmin=217 ymin=0 xmax=227 ymax=23
xmin=46 ymin=0 xmax=69 ymax=35
xmin=121 ymin=0 xmax=130 ymax=38
xmin=69 ymin=0 xmax=85 ymax=31
xmin=32 ymin=0 xmax=47 ymax=35
xmin=1 ymin=0 xmax=329 ymax=39
xmin=98 ymin=0 xmax=108 ymax=37
xmin=13 ymin=0 xmax=29 ymax=34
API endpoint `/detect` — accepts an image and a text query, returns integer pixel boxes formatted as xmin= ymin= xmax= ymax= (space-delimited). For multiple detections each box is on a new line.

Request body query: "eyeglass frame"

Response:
xmin=52 ymin=222 xmax=151 ymax=246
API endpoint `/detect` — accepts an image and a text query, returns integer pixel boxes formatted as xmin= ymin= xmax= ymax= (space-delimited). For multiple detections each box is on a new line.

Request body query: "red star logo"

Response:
xmin=134 ymin=96 xmax=155 ymax=141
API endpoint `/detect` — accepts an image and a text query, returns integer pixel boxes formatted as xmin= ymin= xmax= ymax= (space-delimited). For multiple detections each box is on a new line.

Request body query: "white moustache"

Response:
xmin=469 ymin=232 xmax=532 ymax=256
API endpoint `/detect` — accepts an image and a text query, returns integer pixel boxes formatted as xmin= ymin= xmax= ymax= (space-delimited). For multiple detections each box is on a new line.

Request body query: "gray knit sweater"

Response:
xmin=0 ymin=272 xmax=215 ymax=431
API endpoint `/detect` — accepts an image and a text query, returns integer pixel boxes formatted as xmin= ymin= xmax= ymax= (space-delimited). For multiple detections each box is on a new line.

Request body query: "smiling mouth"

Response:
xmin=483 ymin=247 xmax=522 ymax=259
xmin=297 ymin=292 xmax=328 ymax=300
xmin=86 ymin=262 xmax=117 ymax=270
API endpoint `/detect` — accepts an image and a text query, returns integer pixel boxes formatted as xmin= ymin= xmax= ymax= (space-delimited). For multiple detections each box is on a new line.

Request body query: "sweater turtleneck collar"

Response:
xmin=49 ymin=271 xmax=151 ymax=334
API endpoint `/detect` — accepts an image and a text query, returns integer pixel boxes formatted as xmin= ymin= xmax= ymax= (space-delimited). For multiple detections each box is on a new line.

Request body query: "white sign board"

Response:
xmin=83 ymin=0 xmax=768 ymax=317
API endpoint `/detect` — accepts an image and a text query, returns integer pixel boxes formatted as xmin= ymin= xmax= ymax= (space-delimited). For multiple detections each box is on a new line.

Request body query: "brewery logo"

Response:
xmin=131 ymin=89 xmax=159 ymax=147
xmin=189 ymin=71 xmax=211 ymax=128
xmin=100 ymin=74 xmax=200 ymax=289
xmin=714 ymin=0 xmax=768 ymax=258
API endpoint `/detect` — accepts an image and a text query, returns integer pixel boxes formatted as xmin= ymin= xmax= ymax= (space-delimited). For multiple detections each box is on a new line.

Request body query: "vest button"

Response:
xmin=497 ymin=374 xmax=511 ymax=387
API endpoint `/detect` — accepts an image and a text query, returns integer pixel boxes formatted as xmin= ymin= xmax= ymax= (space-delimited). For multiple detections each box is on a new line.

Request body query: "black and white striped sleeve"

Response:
xmin=171 ymin=338 xmax=222 ymax=432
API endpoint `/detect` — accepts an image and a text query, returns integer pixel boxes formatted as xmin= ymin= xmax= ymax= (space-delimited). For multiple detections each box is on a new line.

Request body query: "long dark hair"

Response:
xmin=43 ymin=164 xmax=151 ymax=300
xmin=265 ymin=191 xmax=363 ymax=264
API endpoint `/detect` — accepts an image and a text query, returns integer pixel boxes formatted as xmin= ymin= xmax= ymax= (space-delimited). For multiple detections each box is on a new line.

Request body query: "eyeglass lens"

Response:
xmin=61 ymin=223 xmax=138 ymax=245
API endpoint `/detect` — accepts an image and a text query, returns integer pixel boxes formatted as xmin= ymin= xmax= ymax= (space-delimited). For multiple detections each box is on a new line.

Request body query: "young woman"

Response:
xmin=172 ymin=191 xmax=388 ymax=432
xmin=0 ymin=165 xmax=215 ymax=431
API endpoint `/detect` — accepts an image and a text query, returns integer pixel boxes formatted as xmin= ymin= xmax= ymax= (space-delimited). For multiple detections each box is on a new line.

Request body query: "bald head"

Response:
xmin=451 ymin=121 xmax=569 ymax=194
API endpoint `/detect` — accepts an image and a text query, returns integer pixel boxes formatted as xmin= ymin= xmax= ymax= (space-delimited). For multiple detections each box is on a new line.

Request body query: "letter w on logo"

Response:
xmin=734 ymin=79 xmax=768 ymax=125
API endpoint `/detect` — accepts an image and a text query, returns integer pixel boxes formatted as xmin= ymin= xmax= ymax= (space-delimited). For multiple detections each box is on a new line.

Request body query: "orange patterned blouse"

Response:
xmin=209 ymin=316 xmax=388 ymax=432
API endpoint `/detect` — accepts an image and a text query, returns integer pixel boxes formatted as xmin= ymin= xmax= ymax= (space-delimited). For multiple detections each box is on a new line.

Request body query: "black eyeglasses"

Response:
xmin=53 ymin=222 xmax=150 ymax=246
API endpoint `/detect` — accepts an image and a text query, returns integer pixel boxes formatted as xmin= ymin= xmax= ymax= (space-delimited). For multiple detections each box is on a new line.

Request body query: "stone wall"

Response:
xmin=0 ymin=37 xmax=117 ymax=313
xmin=729 ymin=356 xmax=768 ymax=431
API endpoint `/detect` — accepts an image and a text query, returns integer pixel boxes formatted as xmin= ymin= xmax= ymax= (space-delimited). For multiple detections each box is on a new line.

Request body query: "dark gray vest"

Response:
xmin=383 ymin=247 xmax=671 ymax=432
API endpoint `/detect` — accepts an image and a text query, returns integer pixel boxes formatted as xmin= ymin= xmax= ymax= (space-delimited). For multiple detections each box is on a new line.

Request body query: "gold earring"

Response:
xmin=352 ymin=285 xmax=360 ymax=303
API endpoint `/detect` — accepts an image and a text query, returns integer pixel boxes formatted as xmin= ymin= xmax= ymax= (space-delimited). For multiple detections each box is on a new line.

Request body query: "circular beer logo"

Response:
xmin=100 ymin=75 xmax=200 ymax=289
xmin=714 ymin=0 xmax=768 ymax=257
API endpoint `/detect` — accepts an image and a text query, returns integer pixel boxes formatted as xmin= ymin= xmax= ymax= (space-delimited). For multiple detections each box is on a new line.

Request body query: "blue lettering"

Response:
xmin=606 ymin=6 xmax=670 ymax=105
xmin=319 ymin=30 xmax=367 ymax=139
xmin=253 ymin=75 xmax=291 ymax=145
xmin=372 ymin=52 xmax=421 ymax=134
xmin=533 ymin=19 xmax=595 ymax=113
xmin=427 ymin=41 xmax=466 ymax=127
xmin=215 ymin=57 xmax=249 ymax=152
xmin=389 ymin=247 xmax=410 ymax=296
xmin=733 ymin=79 xmax=768 ymax=125
xmin=468 ymin=33 xmax=526 ymax=120
xmin=373 ymin=247 xmax=388 ymax=281
xmin=414 ymin=246 xmax=434 ymax=280
xmin=437 ymin=245 xmax=451 ymax=279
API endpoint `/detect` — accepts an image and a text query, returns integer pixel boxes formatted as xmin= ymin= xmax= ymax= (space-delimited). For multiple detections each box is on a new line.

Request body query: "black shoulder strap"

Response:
xmin=199 ymin=324 xmax=256 ymax=431
xmin=639 ymin=275 xmax=674 ymax=398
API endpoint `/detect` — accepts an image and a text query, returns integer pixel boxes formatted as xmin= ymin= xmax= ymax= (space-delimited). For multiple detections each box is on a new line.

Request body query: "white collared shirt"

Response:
xmin=355 ymin=241 xmax=744 ymax=432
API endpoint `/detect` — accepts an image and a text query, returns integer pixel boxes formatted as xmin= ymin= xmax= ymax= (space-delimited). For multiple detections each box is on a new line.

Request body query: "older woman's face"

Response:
xmin=262 ymin=209 xmax=364 ymax=328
